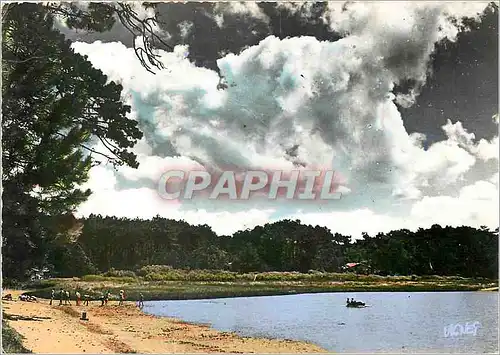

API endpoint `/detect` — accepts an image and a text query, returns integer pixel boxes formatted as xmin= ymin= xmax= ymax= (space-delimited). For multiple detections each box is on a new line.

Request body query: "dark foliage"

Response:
xmin=2 ymin=4 xmax=142 ymax=280
xmin=76 ymin=215 xmax=498 ymax=279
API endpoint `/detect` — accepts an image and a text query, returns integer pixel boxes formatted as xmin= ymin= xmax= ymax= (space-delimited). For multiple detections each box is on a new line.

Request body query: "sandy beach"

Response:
xmin=2 ymin=290 xmax=326 ymax=353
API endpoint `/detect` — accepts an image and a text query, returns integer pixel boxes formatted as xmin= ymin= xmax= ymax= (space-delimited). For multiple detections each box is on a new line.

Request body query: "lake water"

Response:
xmin=142 ymin=292 xmax=499 ymax=353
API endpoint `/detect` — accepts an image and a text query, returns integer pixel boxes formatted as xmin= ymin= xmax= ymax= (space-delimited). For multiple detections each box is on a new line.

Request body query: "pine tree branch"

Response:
xmin=53 ymin=132 xmax=116 ymax=162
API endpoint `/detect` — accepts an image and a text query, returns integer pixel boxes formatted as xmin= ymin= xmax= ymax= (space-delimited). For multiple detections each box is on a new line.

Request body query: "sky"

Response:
xmin=61 ymin=1 xmax=499 ymax=237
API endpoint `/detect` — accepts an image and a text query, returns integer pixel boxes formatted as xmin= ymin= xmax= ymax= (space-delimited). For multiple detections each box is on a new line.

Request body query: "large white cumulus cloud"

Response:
xmin=73 ymin=1 xmax=498 ymax=237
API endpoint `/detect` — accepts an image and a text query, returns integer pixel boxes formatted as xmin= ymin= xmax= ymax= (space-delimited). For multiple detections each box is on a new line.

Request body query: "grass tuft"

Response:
xmin=2 ymin=320 xmax=32 ymax=353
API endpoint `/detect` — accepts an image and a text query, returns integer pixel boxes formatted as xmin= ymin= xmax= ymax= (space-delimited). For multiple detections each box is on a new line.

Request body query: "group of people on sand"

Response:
xmin=50 ymin=289 xmax=91 ymax=306
xmin=2 ymin=293 xmax=37 ymax=302
xmin=3 ymin=289 xmax=146 ymax=308
xmin=19 ymin=294 xmax=37 ymax=302
xmin=98 ymin=290 xmax=112 ymax=306
xmin=50 ymin=289 xmax=72 ymax=305
xmin=49 ymin=288 xmax=145 ymax=308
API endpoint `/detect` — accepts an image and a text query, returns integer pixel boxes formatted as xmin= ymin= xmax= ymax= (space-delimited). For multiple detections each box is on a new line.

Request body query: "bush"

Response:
xmin=142 ymin=269 xmax=238 ymax=282
xmin=24 ymin=279 xmax=58 ymax=289
xmin=103 ymin=268 xmax=136 ymax=278
xmin=136 ymin=265 xmax=173 ymax=276
xmin=1 ymin=278 xmax=22 ymax=289
xmin=137 ymin=269 xmax=403 ymax=282
xmin=80 ymin=274 xmax=136 ymax=283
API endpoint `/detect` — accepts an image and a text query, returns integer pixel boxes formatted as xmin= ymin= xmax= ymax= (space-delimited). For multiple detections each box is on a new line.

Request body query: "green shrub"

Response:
xmin=81 ymin=274 xmax=107 ymax=282
xmin=80 ymin=274 xmax=136 ymax=283
xmin=103 ymin=268 xmax=137 ymax=278
xmin=136 ymin=265 xmax=173 ymax=276
xmin=2 ymin=320 xmax=32 ymax=353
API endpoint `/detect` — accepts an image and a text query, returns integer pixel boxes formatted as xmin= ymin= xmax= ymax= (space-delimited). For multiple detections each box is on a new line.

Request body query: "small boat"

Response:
xmin=346 ymin=298 xmax=367 ymax=308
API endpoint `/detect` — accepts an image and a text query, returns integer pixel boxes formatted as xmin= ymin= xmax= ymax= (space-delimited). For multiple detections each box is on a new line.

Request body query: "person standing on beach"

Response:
xmin=65 ymin=290 xmax=71 ymax=305
xmin=75 ymin=291 xmax=81 ymax=306
xmin=138 ymin=293 xmax=144 ymax=308
xmin=59 ymin=289 xmax=64 ymax=306
xmin=50 ymin=289 xmax=55 ymax=305
xmin=118 ymin=290 xmax=125 ymax=306
xmin=83 ymin=294 xmax=90 ymax=306
xmin=105 ymin=291 xmax=111 ymax=305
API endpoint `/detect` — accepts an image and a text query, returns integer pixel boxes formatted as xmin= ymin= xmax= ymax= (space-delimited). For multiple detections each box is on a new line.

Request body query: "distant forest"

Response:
xmin=4 ymin=215 xmax=497 ymax=281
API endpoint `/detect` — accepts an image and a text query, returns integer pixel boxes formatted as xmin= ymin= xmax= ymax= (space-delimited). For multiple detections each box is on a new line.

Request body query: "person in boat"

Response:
xmin=346 ymin=298 xmax=350 ymax=305
xmin=350 ymin=298 xmax=365 ymax=306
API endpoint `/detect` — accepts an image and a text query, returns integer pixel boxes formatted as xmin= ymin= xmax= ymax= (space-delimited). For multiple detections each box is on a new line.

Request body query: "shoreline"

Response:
xmin=23 ymin=276 xmax=499 ymax=302
xmin=480 ymin=286 xmax=499 ymax=291
xmin=2 ymin=290 xmax=327 ymax=353
xmin=3 ymin=285 xmax=498 ymax=353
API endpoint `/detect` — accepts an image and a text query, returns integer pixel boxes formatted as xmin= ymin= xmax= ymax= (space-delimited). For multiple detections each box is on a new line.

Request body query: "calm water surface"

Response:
xmin=143 ymin=292 xmax=498 ymax=353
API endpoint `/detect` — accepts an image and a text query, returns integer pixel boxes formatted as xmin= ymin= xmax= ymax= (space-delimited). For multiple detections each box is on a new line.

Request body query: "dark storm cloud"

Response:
xmin=152 ymin=2 xmax=341 ymax=71
xmin=154 ymin=2 xmax=268 ymax=71
xmin=59 ymin=2 xmax=498 ymax=145
xmin=58 ymin=2 xmax=342 ymax=72
xmin=396 ymin=4 xmax=498 ymax=143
